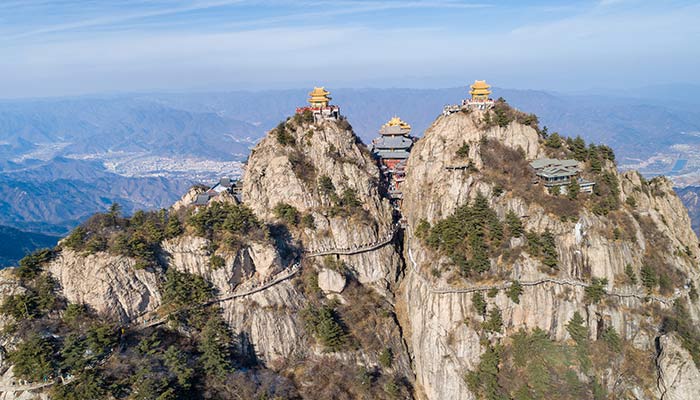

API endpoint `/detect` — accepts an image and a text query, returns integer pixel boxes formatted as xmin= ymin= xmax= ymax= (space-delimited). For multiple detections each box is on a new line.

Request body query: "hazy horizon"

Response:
xmin=1 ymin=0 xmax=699 ymax=98
xmin=2 ymin=81 xmax=700 ymax=103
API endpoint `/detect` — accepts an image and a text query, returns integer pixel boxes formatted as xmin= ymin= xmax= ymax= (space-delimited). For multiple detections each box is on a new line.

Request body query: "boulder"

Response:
xmin=317 ymin=268 xmax=346 ymax=293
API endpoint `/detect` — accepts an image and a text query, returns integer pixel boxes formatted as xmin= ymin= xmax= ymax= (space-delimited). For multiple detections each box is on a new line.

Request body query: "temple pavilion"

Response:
xmin=463 ymin=80 xmax=495 ymax=110
xmin=296 ymin=87 xmax=340 ymax=121
xmin=369 ymin=116 xmax=417 ymax=204
xmin=443 ymin=79 xmax=496 ymax=115
xmin=530 ymin=158 xmax=595 ymax=194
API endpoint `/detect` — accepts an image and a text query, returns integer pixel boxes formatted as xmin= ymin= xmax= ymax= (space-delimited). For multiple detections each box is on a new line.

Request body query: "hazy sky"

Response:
xmin=1 ymin=0 xmax=699 ymax=98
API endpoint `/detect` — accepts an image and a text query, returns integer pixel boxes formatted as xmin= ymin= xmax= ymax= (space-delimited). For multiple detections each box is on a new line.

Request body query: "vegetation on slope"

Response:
xmin=0 ymin=249 xmax=300 ymax=399
xmin=61 ymin=204 xmax=179 ymax=269
xmin=292 ymin=261 xmax=413 ymax=398
xmin=416 ymin=193 xmax=560 ymax=278
xmin=481 ymin=98 xmax=540 ymax=132
xmin=466 ymin=322 xmax=654 ymax=400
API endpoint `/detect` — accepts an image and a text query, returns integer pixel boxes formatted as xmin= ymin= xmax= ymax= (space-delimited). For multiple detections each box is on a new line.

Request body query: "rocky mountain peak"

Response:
xmin=398 ymin=101 xmax=700 ymax=399
xmin=242 ymin=114 xmax=395 ymax=261
xmin=2 ymin=99 xmax=700 ymax=400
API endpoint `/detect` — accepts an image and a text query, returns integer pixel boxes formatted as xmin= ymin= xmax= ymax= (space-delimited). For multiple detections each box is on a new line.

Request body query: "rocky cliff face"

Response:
xmin=398 ymin=108 xmax=700 ymax=399
xmin=46 ymin=250 xmax=162 ymax=323
xmin=242 ymin=116 xmax=399 ymax=291
xmin=236 ymin=115 xmax=409 ymax=372
xmin=1 ymin=105 xmax=699 ymax=400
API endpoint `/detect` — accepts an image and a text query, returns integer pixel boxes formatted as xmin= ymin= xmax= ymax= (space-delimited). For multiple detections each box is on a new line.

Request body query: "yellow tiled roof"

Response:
xmin=383 ymin=116 xmax=411 ymax=130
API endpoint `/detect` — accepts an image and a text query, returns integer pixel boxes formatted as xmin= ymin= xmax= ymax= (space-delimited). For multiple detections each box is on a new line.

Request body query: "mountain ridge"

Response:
xmin=1 ymin=101 xmax=699 ymax=399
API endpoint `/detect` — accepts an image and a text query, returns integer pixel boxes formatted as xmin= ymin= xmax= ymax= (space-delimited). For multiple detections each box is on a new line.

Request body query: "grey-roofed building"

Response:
xmin=530 ymin=158 xmax=580 ymax=170
xmin=193 ymin=193 xmax=211 ymax=206
xmin=192 ymin=177 xmax=243 ymax=206
xmin=530 ymin=158 xmax=595 ymax=194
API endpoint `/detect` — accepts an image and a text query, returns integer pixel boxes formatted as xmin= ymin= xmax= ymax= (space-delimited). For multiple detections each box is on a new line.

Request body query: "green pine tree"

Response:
xmin=483 ymin=307 xmax=503 ymax=333
xmin=165 ymin=216 xmax=183 ymax=238
xmin=507 ymin=280 xmax=523 ymax=304
xmin=164 ymin=346 xmax=194 ymax=390
xmin=9 ymin=334 xmax=56 ymax=381
xmin=198 ymin=314 xmax=232 ymax=379
xmin=465 ymin=345 xmax=505 ymax=400
xmin=314 ymin=306 xmax=347 ymax=351
xmin=541 ymin=230 xmax=558 ymax=269
xmin=571 ymin=136 xmax=588 ymax=161
xmin=545 ymin=132 xmax=562 ymax=149
xmin=567 ymin=178 xmax=580 ymax=200
xmin=640 ymin=264 xmax=657 ymax=291
xmin=472 ymin=292 xmax=487 ymax=317
xmin=506 ymin=210 xmax=524 ymax=237
xmin=566 ymin=312 xmax=588 ymax=345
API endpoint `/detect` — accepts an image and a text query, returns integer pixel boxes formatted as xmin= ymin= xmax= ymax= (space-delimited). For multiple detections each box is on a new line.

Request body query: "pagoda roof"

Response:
xmin=530 ymin=158 xmax=579 ymax=170
xmin=537 ymin=166 xmax=578 ymax=179
xmin=469 ymin=80 xmax=492 ymax=97
xmin=309 ymin=86 xmax=330 ymax=97
xmin=383 ymin=116 xmax=411 ymax=130
xmin=373 ymin=150 xmax=410 ymax=159
xmin=530 ymin=158 xmax=581 ymax=179
xmin=380 ymin=125 xmax=411 ymax=135
xmin=470 ymin=80 xmax=490 ymax=90
xmin=370 ymin=135 xmax=414 ymax=150
xmin=193 ymin=194 xmax=210 ymax=206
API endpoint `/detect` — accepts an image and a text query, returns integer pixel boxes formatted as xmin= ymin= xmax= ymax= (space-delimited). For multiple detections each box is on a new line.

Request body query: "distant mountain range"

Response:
xmin=0 ymin=97 xmax=258 ymax=161
xmin=0 ymin=225 xmax=59 ymax=267
xmin=0 ymin=157 xmax=191 ymax=235
xmin=674 ymin=186 xmax=700 ymax=235
xmin=140 ymin=87 xmax=700 ymax=164
xmin=1 ymin=85 xmax=699 ymax=262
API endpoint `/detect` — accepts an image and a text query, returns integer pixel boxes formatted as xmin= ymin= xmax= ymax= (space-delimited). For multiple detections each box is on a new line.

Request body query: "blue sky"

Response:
xmin=0 ymin=0 xmax=699 ymax=97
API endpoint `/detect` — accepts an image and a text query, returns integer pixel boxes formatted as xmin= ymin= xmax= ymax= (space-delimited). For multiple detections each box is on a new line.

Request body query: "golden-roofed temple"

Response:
xmin=308 ymin=87 xmax=332 ymax=108
xmin=469 ymin=80 xmax=492 ymax=101
xmin=383 ymin=116 xmax=411 ymax=131
xmin=443 ymin=79 xmax=495 ymax=114
xmin=296 ymin=86 xmax=340 ymax=120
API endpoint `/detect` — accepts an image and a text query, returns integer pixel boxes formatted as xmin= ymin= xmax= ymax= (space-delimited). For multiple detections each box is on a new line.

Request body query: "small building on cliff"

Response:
xmin=443 ymin=80 xmax=496 ymax=115
xmin=530 ymin=158 xmax=595 ymax=194
xmin=192 ymin=177 xmax=243 ymax=206
xmin=295 ymin=87 xmax=340 ymax=121
xmin=368 ymin=116 xmax=417 ymax=205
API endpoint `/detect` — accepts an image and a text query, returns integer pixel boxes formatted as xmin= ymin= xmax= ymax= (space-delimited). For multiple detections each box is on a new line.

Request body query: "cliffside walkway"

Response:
xmin=0 ymin=380 xmax=56 ymax=393
xmin=0 ymin=376 xmax=74 ymax=393
xmin=407 ymin=247 xmax=685 ymax=305
xmin=130 ymin=263 xmax=302 ymax=329
xmin=206 ymin=263 xmax=301 ymax=305
xmin=130 ymin=227 xmax=403 ymax=329
xmin=445 ymin=164 xmax=473 ymax=170
xmin=304 ymin=226 xmax=398 ymax=257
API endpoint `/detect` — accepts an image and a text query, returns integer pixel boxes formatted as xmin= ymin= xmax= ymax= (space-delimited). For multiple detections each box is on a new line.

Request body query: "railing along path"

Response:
xmin=8 ymin=226 xmax=690 ymax=393
xmin=0 ymin=380 xmax=60 ymax=393
xmin=305 ymin=226 xmax=398 ymax=257
xmin=131 ymin=228 xmax=400 ymax=328
xmin=406 ymin=246 xmax=686 ymax=305
xmin=130 ymin=263 xmax=302 ymax=329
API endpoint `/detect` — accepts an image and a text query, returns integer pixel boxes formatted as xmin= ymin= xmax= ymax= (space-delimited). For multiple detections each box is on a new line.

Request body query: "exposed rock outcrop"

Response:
xmin=398 ymin=108 xmax=700 ymax=399
xmin=242 ymin=117 xmax=401 ymax=293
xmin=317 ymin=268 xmax=346 ymax=293
xmin=46 ymin=250 xmax=161 ymax=323
xmin=657 ymin=333 xmax=700 ymax=400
